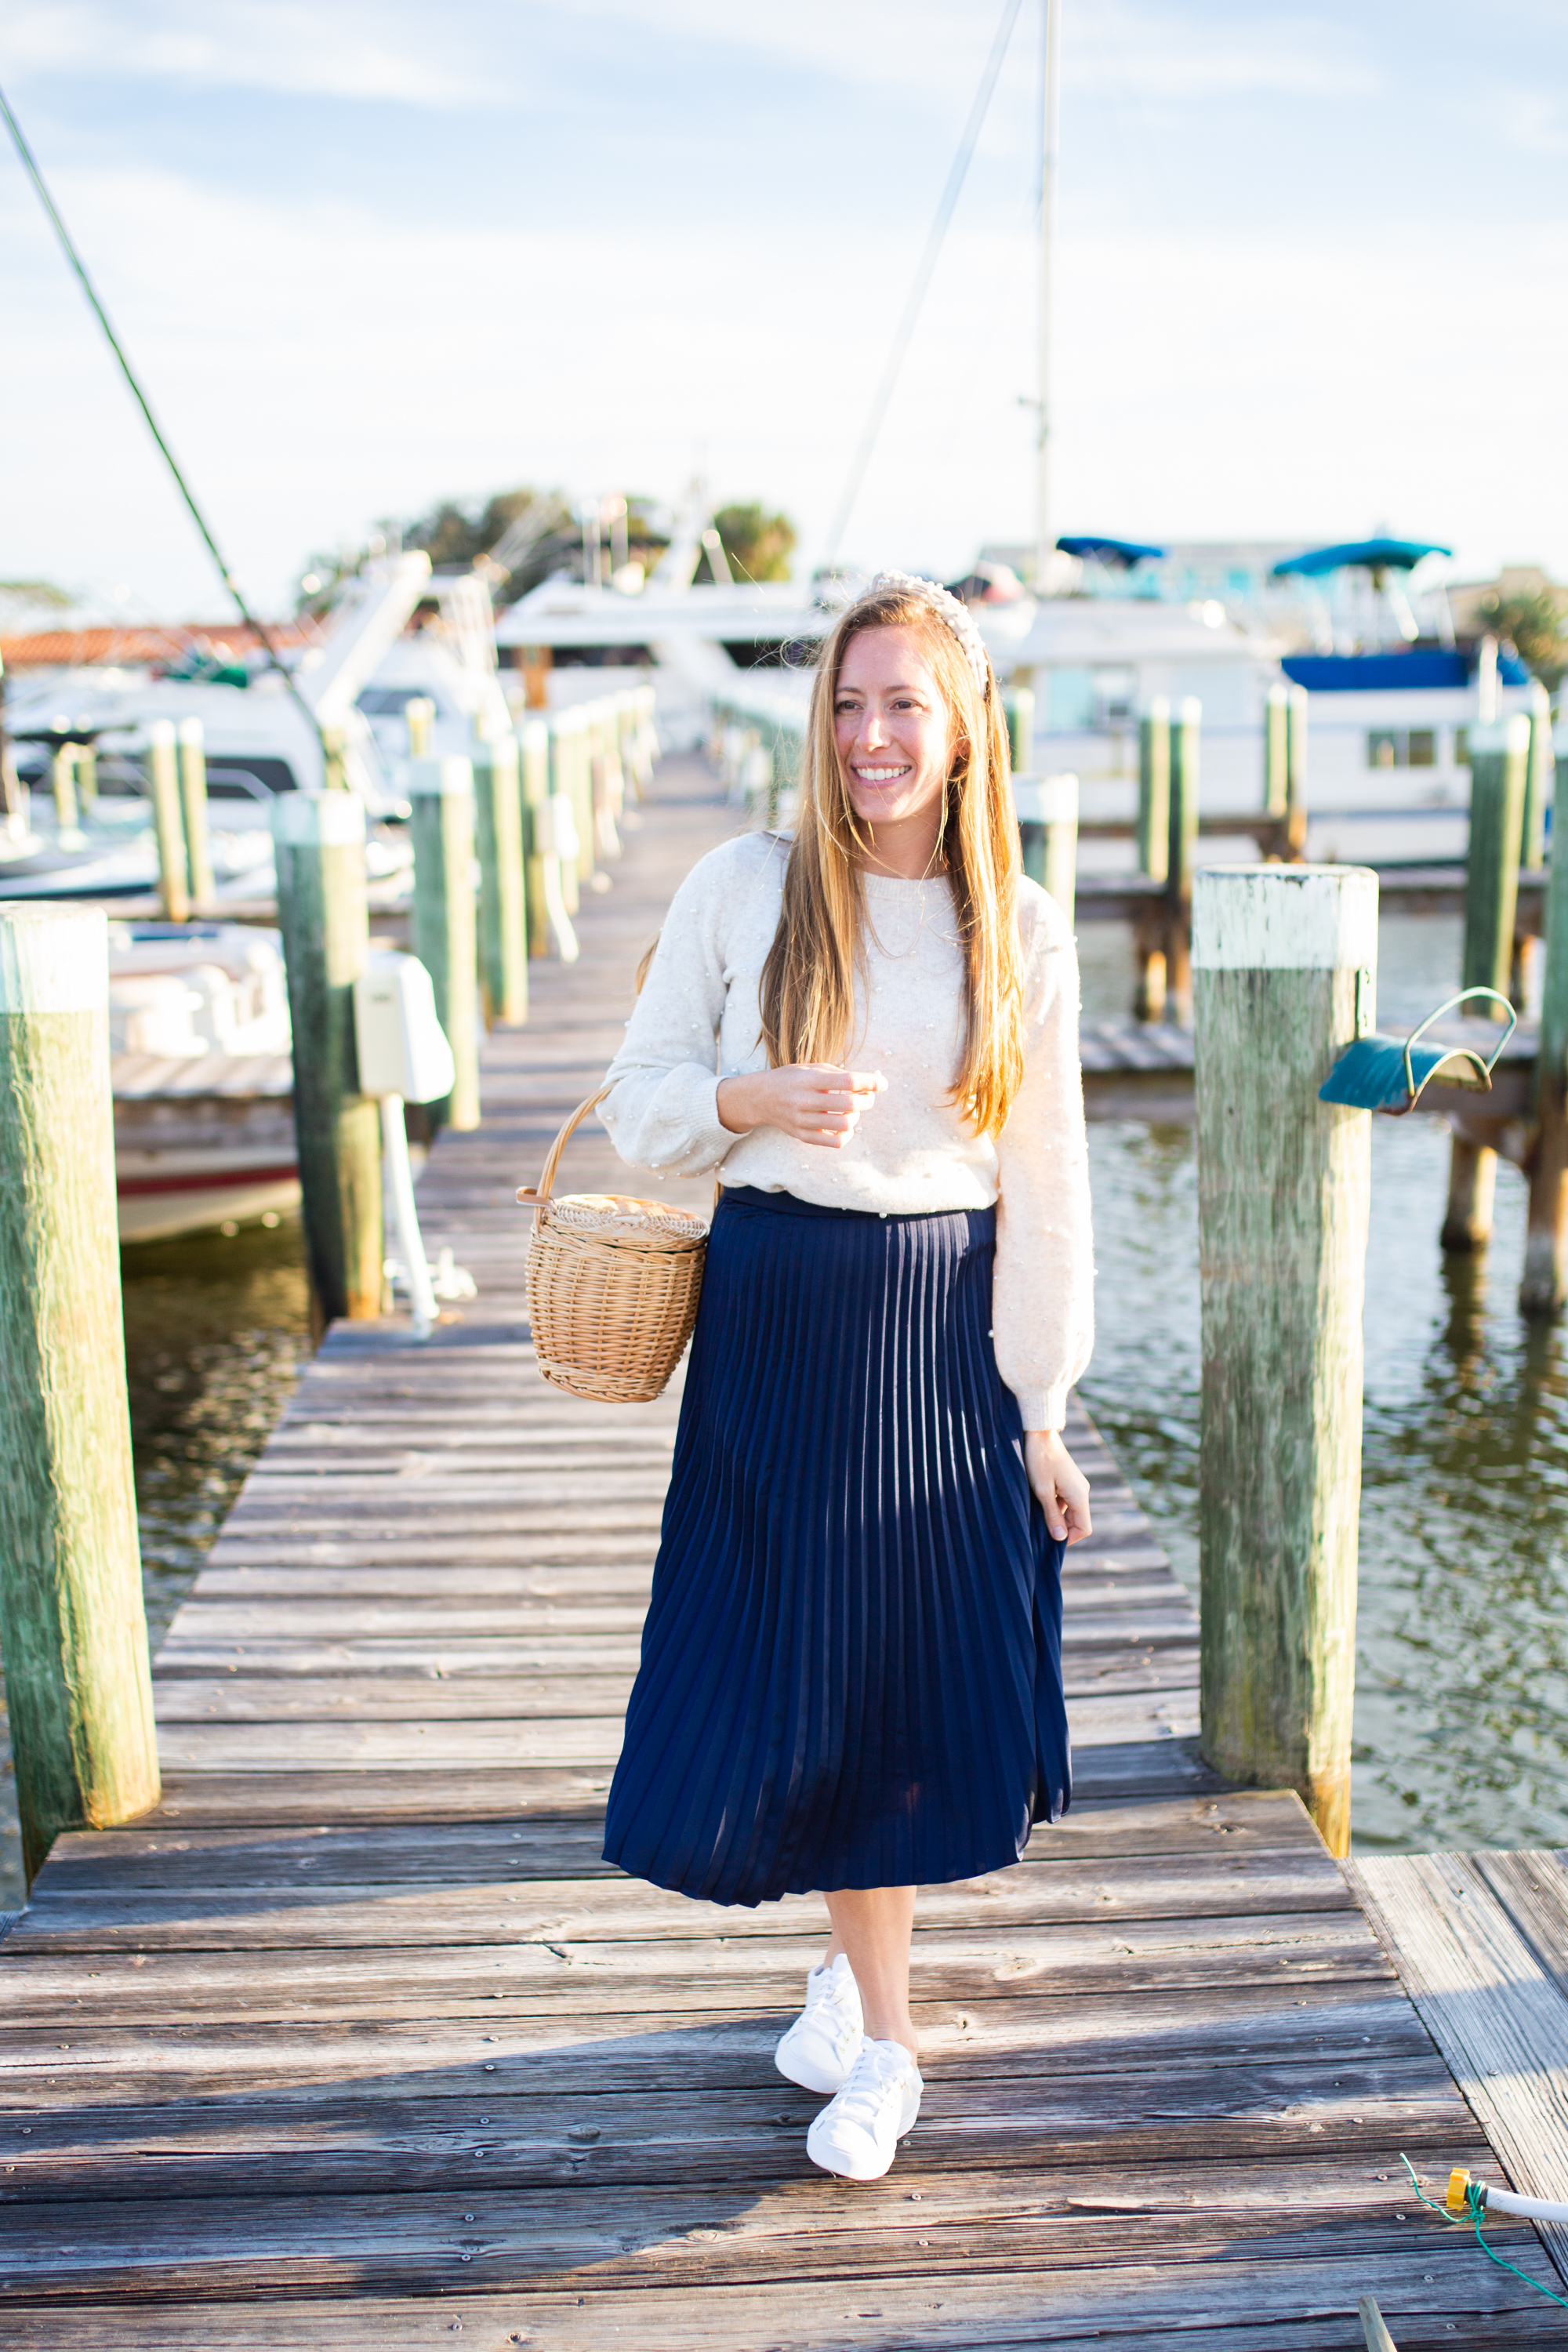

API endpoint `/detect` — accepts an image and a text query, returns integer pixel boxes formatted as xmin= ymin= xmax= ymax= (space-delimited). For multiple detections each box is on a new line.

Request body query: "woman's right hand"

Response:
xmin=717 ymin=1065 xmax=886 ymax=1149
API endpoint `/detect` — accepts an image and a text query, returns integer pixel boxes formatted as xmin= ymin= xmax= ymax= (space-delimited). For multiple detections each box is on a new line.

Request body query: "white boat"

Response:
xmin=107 ymin=921 xmax=298 ymax=1243
xmin=0 ymin=554 xmax=434 ymax=901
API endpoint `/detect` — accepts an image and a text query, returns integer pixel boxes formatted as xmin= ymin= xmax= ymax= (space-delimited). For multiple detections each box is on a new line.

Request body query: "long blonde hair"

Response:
xmin=759 ymin=580 xmax=1025 ymax=1136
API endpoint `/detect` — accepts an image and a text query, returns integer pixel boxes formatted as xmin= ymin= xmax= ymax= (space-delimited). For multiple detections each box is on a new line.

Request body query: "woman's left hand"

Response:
xmin=1024 ymin=1430 xmax=1092 ymax=1545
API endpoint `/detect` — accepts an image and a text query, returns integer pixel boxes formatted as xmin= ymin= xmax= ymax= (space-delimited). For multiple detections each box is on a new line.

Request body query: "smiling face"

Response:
xmin=833 ymin=624 xmax=957 ymax=862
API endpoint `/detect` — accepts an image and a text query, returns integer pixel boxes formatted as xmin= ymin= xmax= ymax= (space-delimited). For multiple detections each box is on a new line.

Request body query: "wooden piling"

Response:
xmin=177 ymin=717 xmax=215 ymax=907
xmin=473 ymin=727 xmax=528 ymax=1028
xmin=145 ymin=720 xmax=189 ymax=924
xmin=1286 ymin=684 xmax=1308 ymax=858
xmin=1523 ymin=679 xmax=1552 ymax=872
xmin=1193 ymin=864 xmax=1377 ymax=1857
xmin=1135 ymin=699 xmax=1171 ymax=1019
xmin=1166 ymin=697 xmax=1200 ymax=1022
xmin=1016 ymin=774 xmax=1077 ymax=926
xmin=405 ymin=698 xmax=435 ymax=760
xmin=548 ymin=717 xmax=583 ymax=915
xmin=1522 ymin=734 xmax=1568 ymax=1313
xmin=0 ymin=902 xmax=161 ymax=1883
xmin=409 ymin=753 xmax=481 ymax=1132
xmin=1006 ymin=687 xmax=1036 ymax=779
xmin=50 ymin=741 xmax=83 ymax=846
xmin=270 ymin=792 xmax=383 ymax=1326
xmin=1443 ymin=714 xmax=1529 ymax=1253
xmin=519 ymin=719 xmax=553 ymax=956
xmin=74 ymin=739 xmax=97 ymax=819
xmin=1263 ymin=682 xmax=1289 ymax=820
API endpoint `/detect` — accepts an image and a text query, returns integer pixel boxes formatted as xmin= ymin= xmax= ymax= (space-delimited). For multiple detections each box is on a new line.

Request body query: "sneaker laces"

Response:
xmin=830 ymin=2038 xmax=915 ymax=2129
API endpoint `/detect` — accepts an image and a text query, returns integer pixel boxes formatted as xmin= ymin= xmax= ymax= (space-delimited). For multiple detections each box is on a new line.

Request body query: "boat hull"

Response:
xmin=113 ymin=1054 xmax=299 ymax=1244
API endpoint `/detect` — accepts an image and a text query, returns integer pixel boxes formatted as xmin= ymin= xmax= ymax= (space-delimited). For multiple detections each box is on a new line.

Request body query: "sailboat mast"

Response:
xmin=1036 ymin=0 xmax=1061 ymax=589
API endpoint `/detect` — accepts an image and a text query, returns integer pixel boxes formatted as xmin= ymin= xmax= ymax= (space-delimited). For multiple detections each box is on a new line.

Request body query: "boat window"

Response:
xmin=205 ymin=755 xmax=299 ymax=796
xmin=1454 ymin=728 xmax=1470 ymax=768
xmin=358 ymin=687 xmax=443 ymax=717
xmin=1367 ymin=729 xmax=1439 ymax=770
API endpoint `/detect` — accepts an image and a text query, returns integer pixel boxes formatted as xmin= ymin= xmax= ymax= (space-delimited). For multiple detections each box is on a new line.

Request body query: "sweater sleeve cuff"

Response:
xmin=684 ymin=1071 xmax=735 ymax=1171
xmin=1015 ymin=1382 xmax=1071 ymax=1433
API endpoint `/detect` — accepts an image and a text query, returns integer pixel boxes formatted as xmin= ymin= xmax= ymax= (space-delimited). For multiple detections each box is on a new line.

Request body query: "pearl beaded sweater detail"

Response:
xmin=598 ymin=830 xmax=1094 ymax=1432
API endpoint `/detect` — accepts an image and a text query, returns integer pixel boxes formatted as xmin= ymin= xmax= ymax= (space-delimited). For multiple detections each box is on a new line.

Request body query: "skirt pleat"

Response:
xmin=601 ymin=1185 xmax=1070 ymax=1907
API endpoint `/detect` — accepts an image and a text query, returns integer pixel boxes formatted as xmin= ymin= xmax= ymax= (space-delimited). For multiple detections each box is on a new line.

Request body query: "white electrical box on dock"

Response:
xmin=354 ymin=952 xmax=456 ymax=1105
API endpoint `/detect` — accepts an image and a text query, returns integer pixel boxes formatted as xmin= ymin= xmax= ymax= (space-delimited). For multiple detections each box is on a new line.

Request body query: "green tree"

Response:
xmin=702 ymin=503 xmax=797 ymax=584
xmin=1476 ymin=586 xmax=1568 ymax=691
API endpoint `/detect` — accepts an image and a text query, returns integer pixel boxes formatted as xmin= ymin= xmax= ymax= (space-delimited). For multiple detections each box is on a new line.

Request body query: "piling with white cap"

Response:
xmin=408 ymin=755 xmax=481 ymax=1132
xmin=0 ymin=902 xmax=161 ymax=1880
xmin=146 ymin=720 xmax=189 ymax=923
xmin=1193 ymin=864 xmax=1377 ymax=1857
xmin=472 ymin=724 xmax=528 ymax=1029
xmin=270 ymin=791 xmax=383 ymax=1323
xmin=1444 ymin=713 xmax=1531 ymax=1252
xmin=177 ymin=717 xmax=214 ymax=906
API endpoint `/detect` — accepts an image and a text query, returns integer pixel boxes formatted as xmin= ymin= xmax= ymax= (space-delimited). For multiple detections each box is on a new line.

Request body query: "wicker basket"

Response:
xmin=516 ymin=1087 xmax=710 ymax=1403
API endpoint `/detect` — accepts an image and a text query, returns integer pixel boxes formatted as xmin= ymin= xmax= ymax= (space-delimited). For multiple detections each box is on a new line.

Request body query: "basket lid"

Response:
xmin=543 ymin=1191 xmax=709 ymax=1245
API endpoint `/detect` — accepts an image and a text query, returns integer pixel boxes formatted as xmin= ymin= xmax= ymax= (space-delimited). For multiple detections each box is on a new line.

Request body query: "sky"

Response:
xmin=3 ymin=0 xmax=1567 ymax=622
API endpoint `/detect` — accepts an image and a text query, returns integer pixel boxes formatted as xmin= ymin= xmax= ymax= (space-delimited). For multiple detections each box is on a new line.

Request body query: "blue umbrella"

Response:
xmin=1057 ymin=535 xmax=1165 ymax=568
xmin=1271 ymin=538 xmax=1450 ymax=580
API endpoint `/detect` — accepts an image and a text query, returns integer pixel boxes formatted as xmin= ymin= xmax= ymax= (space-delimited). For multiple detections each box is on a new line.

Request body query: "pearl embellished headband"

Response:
xmin=867 ymin=570 xmax=992 ymax=698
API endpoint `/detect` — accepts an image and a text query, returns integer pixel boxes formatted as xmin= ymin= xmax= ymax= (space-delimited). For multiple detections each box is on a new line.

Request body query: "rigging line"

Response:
xmin=819 ymin=0 xmax=1025 ymax=566
xmin=0 ymin=82 xmax=323 ymax=740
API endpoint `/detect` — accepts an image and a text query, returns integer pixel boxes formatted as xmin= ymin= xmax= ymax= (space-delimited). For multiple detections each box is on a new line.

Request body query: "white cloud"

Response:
xmin=5 ymin=1 xmax=500 ymax=108
xmin=1069 ymin=5 xmax=1381 ymax=103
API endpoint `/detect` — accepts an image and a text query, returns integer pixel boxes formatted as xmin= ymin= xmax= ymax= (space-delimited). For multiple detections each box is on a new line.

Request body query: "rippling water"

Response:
xmin=2 ymin=906 xmax=1562 ymax=1907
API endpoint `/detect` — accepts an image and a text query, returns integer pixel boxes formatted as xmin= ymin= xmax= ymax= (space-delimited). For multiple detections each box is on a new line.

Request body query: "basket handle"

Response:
xmin=516 ymin=1086 xmax=611 ymax=1212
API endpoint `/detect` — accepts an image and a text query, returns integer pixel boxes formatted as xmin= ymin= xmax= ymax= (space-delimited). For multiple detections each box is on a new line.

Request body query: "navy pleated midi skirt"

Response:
xmin=601 ymin=1185 xmax=1070 ymax=1907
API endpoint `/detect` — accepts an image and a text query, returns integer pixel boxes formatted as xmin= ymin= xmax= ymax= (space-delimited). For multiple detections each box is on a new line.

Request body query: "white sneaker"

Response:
xmin=806 ymin=2036 xmax=923 ymax=2181
xmin=775 ymin=1953 xmax=864 ymax=2095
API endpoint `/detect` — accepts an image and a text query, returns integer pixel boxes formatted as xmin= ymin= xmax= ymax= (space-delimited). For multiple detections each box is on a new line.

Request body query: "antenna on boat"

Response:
xmin=0 ymin=82 xmax=324 ymax=746
xmin=1034 ymin=0 xmax=1062 ymax=592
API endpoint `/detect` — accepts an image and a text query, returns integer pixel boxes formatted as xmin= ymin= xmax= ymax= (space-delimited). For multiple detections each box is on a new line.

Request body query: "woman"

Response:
xmin=597 ymin=572 xmax=1094 ymax=2183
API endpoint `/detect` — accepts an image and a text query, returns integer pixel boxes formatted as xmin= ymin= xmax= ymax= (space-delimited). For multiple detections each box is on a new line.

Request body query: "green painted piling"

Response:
xmin=1137 ymin=699 xmax=1171 ymax=884
xmin=1134 ymin=699 xmax=1171 ymax=1020
xmin=1006 ymin=688 xmax=1036 ymax=778
xmin=270 ymin=792 xmax=383 ymax=1327
xmin=1263 ymin=683 xmax=1289 ymax=820
xmin=1286 ymin=685 xmax=1308 ymax=858
xmin=50 ymin=741 xmax=82 ymax=846
xmin=1166 ymin=698 xmax=1201 ymax=1022
xmin=1194 ymin=865 xmax=1377 ymax=1857
xmin=519 ymin=720 xmax=552 ymax=956
xmin=409 ymin=754 xmax=481 ymax=1132
xmin=0 ymin=903 xmax=161 ymax=1884
xmin=145 ymin=720 xmax=189 ymax=924
xmin=1443 ymin=713 xmax=1530 ymax=1254
xmin=548 ymin=717 xmax=583 ymax=914
xmin=474 ymin=728 xmax=528 ymax=1028
xmin=1523 ymin=680 xmax=1553 ymax=871
xmin=177 ymin=717 xmax=214 ymax=907
xmin=1017 ymin=774 xmax=1077 ymax=927
xmin=1460 ymin=715 xmax=1530 ymax=1008
xmin=1523 ymin=713 xmax=1568 ymax=1312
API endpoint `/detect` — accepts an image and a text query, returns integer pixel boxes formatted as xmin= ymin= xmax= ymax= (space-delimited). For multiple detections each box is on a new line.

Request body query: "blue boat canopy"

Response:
xmin=1271 ymin=538 xmax=1451 ymax=579
xmin=1283 ymin=649 xmax=1532 ymax=692
xmin=1056 ymin=535 xmax=1165 ymax=568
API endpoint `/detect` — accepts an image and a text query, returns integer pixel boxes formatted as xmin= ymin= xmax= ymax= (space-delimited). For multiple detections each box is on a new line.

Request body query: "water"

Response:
xmin=1078 ymin=912 xmax=1568 ymax=1856
xmin=2 ymin=910 xmax=1563 ymax=1906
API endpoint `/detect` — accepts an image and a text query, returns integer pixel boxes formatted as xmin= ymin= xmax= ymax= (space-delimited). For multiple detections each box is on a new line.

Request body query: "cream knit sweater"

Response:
xmin=598 ymin=830 xmax=1094 ymax=1431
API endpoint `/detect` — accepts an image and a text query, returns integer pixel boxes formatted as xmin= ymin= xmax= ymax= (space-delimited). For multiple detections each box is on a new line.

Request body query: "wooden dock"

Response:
xmin=2 ymin=759 xmax=1566 ymax=2347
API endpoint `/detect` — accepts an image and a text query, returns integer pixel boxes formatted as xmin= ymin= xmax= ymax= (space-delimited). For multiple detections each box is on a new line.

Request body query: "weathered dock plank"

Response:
xmin=2 ymin=757 xmax=1562 ymax=2346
